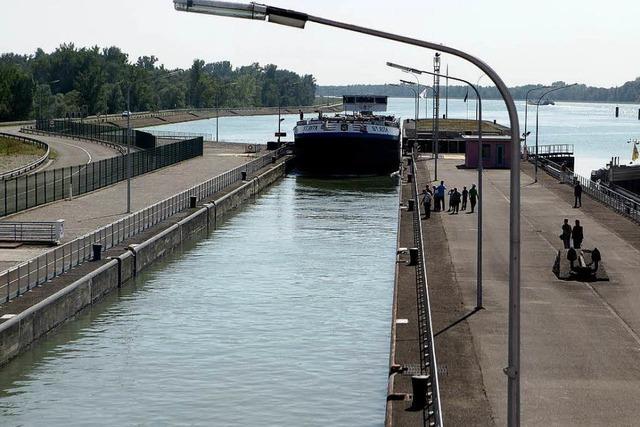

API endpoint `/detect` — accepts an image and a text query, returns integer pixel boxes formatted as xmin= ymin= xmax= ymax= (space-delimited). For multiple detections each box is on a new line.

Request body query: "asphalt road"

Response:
xmin=1 ymin=126 xmax=120 ymax=170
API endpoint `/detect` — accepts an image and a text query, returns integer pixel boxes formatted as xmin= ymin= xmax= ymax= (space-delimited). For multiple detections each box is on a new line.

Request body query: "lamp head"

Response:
xmin=174 ymin=0 xmax=307 ymax=28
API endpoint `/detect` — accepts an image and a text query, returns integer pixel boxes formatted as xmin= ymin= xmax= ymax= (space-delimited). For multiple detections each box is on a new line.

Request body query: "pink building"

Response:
xmin=463 ymin=135 xmax=512 ymax=169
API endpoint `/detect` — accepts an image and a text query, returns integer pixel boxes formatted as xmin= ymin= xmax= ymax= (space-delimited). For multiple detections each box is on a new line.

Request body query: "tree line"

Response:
xmin=0 ymin=44 xmax=317 ymax=121
xmin=318 ymin=79 xmax=640 ymax=103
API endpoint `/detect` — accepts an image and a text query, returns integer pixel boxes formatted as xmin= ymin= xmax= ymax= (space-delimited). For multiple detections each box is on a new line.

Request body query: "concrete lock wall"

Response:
xmin=0 ymin=260 xmax=120 ymax=365
xmin=0 ymin=160 xmax=288 ymax=366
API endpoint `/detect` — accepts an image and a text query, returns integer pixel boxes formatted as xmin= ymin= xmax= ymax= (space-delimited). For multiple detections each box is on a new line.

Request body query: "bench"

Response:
xmin=0 ymin=219 xmax=64 ymax=245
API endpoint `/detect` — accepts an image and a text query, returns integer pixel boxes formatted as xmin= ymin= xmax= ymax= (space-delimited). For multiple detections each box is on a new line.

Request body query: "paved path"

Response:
xmin=418 ymin=157 xmax=640 ymax=426
xmin=1 ymin=126 xmax=119 ymax=170
xmin=0 ymin=143 xmax=252 ymax=271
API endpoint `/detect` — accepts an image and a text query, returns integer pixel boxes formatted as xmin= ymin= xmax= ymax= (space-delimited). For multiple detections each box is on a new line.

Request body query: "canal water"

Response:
xmin=0 ymin=176 xmax=399 ymax=426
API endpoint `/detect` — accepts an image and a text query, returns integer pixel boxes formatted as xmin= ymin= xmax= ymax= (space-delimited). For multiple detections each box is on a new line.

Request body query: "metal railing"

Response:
xmin=532 ymin=157 xmax=640 ymax=223
xmin=410 ymin=151 xmax=443 ymax=426
xmin=0 ymin=133 xmax=50 ymax=180
xmin=536 ymin=144 xmax=574 ymax=155
xmin=0 ymin=138 xmax=203 ymax=218
xmin=0 ymin=147 xmax=286 ymax=303
xmin=144 ymin=130 xmax=215 ymax=142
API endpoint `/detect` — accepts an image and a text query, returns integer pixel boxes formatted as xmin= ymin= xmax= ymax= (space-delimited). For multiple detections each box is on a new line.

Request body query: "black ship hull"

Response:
xmin=294 ymin=133 xmax=400 ymax=176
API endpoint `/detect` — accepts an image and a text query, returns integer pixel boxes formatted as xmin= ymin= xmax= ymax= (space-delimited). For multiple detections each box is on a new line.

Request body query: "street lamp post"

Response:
xmin=404 ymin=73 xmax=421 ymax=119
xmin=534 ymin=84 xmax=577 ymax=182
xmin=393 ymin=62 xmax=484 ymax=310
xmin=215 ymin=81 xmax=238 ymax=142
xmin=523 ymin=86 xmax=551 ymax=159
xmin=394 ymin=82 xmax=419 ymax=147
xmin=173 ymin=2 xmax=522 ymax=424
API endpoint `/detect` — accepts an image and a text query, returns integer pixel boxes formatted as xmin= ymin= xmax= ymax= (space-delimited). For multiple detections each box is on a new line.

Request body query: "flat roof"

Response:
xmin=407 ymin=118 xmax=510 ymax=134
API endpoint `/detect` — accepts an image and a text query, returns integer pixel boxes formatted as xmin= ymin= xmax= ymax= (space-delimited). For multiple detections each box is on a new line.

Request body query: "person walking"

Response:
xmin=572 ymin=219 xmax=584 ymax=249
xmin=574 ymin=182 xmax=583 ymax=208
xmin=422 ymin=189 xmax=432 ymax=219
xmin=447 ymin=189 xmax=454 ymax=212
xmin=436 ymin=181 xmax=446 ymax=212
xmin=469 ymin=184 xmax=478 ymax=213
xmin=561 ymin=218 xmax=572 ymax=249
xmin=451 ymin=188 xmax=461 ymax=214
xmin=461 ymin=186 xmax=468 ymax=211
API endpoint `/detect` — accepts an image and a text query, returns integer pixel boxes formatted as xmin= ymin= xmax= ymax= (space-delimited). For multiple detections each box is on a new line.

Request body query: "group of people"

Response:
xmin=421 ymin=180 xmax=478 ymax=219
xmin=560 ymin=219 xmax=584 ymax=249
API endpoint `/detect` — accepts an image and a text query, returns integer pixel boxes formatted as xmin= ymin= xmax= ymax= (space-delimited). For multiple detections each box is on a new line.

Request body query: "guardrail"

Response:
xmin=0 ymin=220 xmax=64 ymax=245
xmin=0 ymin=133 xmax=50 ymax=180
xmin=531 ymin=157 xmax=640 ymax=223
xmin=0 ymin=147 xmax=286 ymax=303
xmin=410 ymin=151 xmax=443 ymax=426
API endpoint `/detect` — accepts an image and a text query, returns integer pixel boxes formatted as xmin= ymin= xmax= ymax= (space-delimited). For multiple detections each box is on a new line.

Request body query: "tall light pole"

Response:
xmin=534 ymin=83 xmax=577 ymax=182
xmin=403 ymin=72 xmax=421 ymax=119
xmin=173 ymin=2 xmax=522 ymax=424
xmin=433 ymin=53 xmax=441 ymax=181
xmin=215 ymin=81 xmax=237 ymax=142
xmin=395 ymin=81 xmax=419 ymax=147
xmin=393 ymin=62 xmax=484 ymax=310
xmin=522 ymin=86 xmax=551 ymax=156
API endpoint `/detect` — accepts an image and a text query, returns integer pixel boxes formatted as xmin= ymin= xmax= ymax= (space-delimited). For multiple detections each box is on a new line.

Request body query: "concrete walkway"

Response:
xmin=418 ymin=157 xmax=640 ymax=426
xmin=0 ymin=143 xmax=254 ymax=271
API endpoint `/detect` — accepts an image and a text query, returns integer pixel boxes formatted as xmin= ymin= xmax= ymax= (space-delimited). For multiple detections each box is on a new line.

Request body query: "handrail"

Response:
xmin=530 ymin=156 xmax=640 ymax=223
xmin=0 ymin=133 xmax=50 ymax=180
xmin=410 ymin=150 xmax=444 ymax=426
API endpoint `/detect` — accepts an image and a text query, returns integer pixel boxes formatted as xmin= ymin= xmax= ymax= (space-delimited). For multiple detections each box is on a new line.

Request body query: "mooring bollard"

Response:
xmin=241 ymin=171 xmax=247 ymax=181
xmin=408 ymin=247 xmax=419 ymax=266
xmin=411 ymin=375 xmax=430 ymax=409
xmin=190 ymin=196 xmax=197 ymax=209
xmin=407 ymin=199 xmax=415 ymax=211
xmin=92 ymin=244 xmax=102 ymax=261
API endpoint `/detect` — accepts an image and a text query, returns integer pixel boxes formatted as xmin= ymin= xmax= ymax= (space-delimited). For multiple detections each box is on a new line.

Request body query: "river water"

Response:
xmin=147 ymin=98 xmax=640 ymax=176
xmin=2 ymin=97 xmax=639 ymax=425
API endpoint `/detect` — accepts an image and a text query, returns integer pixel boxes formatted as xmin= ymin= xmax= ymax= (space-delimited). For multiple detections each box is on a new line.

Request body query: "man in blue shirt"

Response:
xmin=436 ymin=181 xmax=446 ymax=212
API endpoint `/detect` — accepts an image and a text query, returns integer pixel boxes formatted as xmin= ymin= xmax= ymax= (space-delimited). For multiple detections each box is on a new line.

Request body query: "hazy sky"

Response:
xmin=1 ymin=0 xmax=638 ymax=88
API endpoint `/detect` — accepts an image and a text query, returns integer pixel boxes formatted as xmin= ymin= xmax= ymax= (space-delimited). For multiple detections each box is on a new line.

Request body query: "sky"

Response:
xmin=1 ymin=0 xmax=638 ymax=88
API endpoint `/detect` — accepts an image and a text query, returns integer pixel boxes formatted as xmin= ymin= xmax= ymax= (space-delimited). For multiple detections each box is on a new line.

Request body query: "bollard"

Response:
xmin=407 ymin=199 xmax=415 ymax=212
xmin=407 ymin=173 xmax=413 ymax=183
xmin=189 ymin=196 xmax=197 ymax=209
xmin=615 ymin=106 xmax=619 ymax=118
xmin=241 ymin=171 xmax=247 ymax=181
xmin=92 ymin=244 xmax=102 ymax=261
xmin=408 ymin=247 xmax=419 ymax=266
xmin=410 ymin=375 xmax=430 ymax=409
